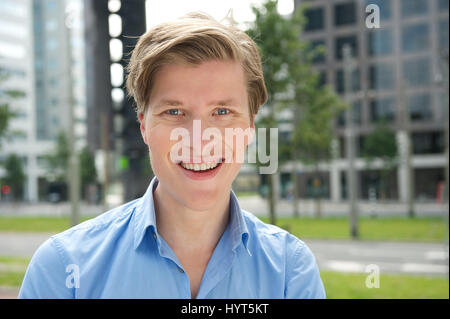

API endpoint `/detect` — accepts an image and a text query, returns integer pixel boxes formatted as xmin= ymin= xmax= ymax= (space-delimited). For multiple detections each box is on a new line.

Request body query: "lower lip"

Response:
xmin=178 ymin=162 xmax=223 ymax=180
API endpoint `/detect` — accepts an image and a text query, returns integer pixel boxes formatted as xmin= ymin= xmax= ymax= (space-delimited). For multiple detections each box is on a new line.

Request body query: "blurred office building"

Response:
xmin=84 ymin=0 xmax=148 ymax=203
xmin=0 ymin=0 xmax=87 ymax=202
xmin=283 ymin=0 xmax=449 ymax=203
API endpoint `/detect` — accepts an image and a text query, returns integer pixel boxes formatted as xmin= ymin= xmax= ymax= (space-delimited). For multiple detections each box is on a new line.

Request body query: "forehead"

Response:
xmin=148 ymin=59 xmax=248 ymax=109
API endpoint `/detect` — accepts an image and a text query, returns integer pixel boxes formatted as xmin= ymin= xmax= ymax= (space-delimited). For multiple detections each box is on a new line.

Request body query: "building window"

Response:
xmin=408 ymin=93 xmax=433 ymax=121
xmin=370 ymin=97 xmax=396 ymax=122
xmin=439 ymin=20 xmax=449 ymax=50
xmin=368 ymin=29 xmax=393 ymax=56
xmin=402 ymin=24 xmax=430 ymax=53
xmin=309 ymin=39 xmax=326 ymax=64
xmin=439 ymin=0 xmax=449 ymax=11
xmin=336 ymin=100 xmax=361 ymax=127
xmin=365 ymin=0 xmax=392 ymax=20
xmin=401 ymin=0 xmax=428 ymax=18
xmin=335 ymin=35 xmax=358 ymax=60
xmin=334 ymin=2 xmax=356 ymax=26
xmin=403 ymin=58 xmax=431 ymax=87
xmin=412 ymin=132 xmax=444 ymax=154
xmin=304 ymin=7 xmax=325 ymax=32
xmin=336 ymin=68 xmax=360 ymax=93
xmin=369 ymin=63 xmax=395 ymax=90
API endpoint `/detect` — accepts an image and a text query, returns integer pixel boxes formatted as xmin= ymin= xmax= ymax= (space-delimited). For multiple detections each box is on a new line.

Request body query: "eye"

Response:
xmin=165 ymin=109 xmax=183 ymax=116
xmin=214 ymin=108 xmax=230 ymax=116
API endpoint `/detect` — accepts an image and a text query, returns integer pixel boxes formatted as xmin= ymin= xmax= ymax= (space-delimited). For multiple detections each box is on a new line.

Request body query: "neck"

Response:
xmin=153 ymin=181 xmax=230 ymax=254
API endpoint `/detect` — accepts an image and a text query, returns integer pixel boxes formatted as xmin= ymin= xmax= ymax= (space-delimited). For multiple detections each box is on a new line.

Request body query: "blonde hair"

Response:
xmin=126 ymin=12 xmax=267 ymax=120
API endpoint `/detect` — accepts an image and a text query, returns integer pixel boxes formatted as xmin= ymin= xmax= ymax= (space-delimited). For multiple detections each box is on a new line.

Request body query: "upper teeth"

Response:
xmin=181 ymin=162 xmax=219 ymax=171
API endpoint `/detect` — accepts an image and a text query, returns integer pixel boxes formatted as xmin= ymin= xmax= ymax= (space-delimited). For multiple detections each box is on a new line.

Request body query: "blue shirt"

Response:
xmin=19 ymin=176 xmax=326 ymax=299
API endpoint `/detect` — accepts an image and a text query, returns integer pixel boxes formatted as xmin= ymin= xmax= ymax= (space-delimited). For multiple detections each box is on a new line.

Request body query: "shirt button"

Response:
xmin=178 ymin=267 xmax=185 ymax=273
xmin=153 ymin=233 xmax=157 ymax=240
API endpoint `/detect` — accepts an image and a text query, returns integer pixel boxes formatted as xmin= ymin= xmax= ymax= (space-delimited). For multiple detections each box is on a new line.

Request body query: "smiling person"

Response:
xmin=19 ymin=12 xmax=325 ymax=299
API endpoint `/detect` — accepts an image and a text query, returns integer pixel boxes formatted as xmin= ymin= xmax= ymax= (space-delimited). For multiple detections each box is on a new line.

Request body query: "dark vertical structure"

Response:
xmin=84 ymin=0 xmax=113 ymax=152
xmin=118 ymin=0 xmax=150 ymax=201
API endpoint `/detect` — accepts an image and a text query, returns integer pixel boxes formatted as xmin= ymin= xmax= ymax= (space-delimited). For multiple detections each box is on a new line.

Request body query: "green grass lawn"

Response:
xmin=0 ymin=216 xmax=92 ymax=233
xmin=0 ymin=216 xmax=446 ymax=242
xmin=0 ymin=256 xmax=447 ymax=298
xmin=260 ymin=216 xmax=447 ymax=242
xmin=0 ymin=257 xmax=30 ymax=288
xmin=321 ymin=271 xmax=449 ymax=299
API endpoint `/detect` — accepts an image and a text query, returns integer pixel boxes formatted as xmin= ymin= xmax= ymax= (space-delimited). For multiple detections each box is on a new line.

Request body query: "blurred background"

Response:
xmin=0 ymin=0 xmax=448 ymax=298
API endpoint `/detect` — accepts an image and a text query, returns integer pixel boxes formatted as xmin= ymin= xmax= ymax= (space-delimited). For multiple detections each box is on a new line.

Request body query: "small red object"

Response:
xmin=1 ymin=185 xmax=11 ymax=195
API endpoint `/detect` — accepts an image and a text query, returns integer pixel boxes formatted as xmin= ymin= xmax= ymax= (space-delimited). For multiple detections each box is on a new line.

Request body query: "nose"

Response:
xmin=187 ymin=119 xmax=223 ymax=163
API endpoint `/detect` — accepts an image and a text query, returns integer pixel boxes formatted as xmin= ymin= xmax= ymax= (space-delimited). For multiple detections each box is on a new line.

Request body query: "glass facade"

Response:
xmin=439 ymin=20 xmax=449 ymax=49
xmin=403 ymin=58 xmax=431 ymax=87
xmin=401 ymin=0 xmax=428 ymax=18
xmin=334 ymin=2 xmax=356 ymax=26
xmin=336 ymin=68 xmax=360 ymax=93
xmin=336 ymin=100 xmax=362 ymax=127
xmin=367 ymin=28 xmax=393 ymax=56
xmin=370 ymin=97 xmax=396 ymax=123
xmin=412 ymin=132 xmax=444 ymax=154
xmin=402 ymin=24 xmax=430 ymax=53
xmin=304 ymin=7 xmax=324 ymax=32
xmin=335 ymin=35 xmax=358 ymax=60
xmin=369 ymin=63 xmax=395 ymax=90
xmin=408 ymin=93 xmax=433 ymax=121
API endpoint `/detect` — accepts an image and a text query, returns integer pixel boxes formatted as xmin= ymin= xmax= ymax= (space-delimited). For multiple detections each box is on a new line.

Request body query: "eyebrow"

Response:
xmin=153 ymin=98 xmax=238 ymax=111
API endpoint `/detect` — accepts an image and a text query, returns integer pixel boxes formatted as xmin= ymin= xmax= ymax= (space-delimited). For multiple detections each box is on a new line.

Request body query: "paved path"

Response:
xmin=304 ymin=239 xmax=449 ymax=277
xmin=0 ymin=232 xmax=55 ymax=258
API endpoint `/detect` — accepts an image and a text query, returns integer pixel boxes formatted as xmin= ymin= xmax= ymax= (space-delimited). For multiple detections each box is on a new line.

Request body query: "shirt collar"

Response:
xmin=133 ymin=175 xmax=251 ymax=256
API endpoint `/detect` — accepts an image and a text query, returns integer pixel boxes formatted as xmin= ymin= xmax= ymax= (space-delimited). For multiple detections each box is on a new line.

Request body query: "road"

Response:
xmin=0 ymin=232 xmax=448 ymax=298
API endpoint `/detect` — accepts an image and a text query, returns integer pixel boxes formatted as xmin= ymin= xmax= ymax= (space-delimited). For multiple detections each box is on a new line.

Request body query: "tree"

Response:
xmin=246 ymin=0 xmax=307 ymax=225
xmin=44 ymin=130 xmax=70 ymax=183
xmin=79 ymin=146 xmax=97 ymax=200
xmin=247 ymin=0 xmax=346 ymax=219
xmin=290 ymin=70 xmax=346 ymax=218
xmin=1 ymin=154 xmax=25 ymax=200
xmin=45 ymin=132 xmax=98 ymax=201
xmin=361 ymin=120 xmax=398 ymax=200
xmin=0 ymin=67 xmax=25 ymax=149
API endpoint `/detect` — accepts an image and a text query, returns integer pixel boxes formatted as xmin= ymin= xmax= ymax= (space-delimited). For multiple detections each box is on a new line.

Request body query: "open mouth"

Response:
xmin=176 ymin=158 xmax=224 ymax=179
xmin=179 ymin=161 xmax=220 ymax=172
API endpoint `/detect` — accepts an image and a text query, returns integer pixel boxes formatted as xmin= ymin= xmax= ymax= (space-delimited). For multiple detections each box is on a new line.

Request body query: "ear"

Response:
xmin=138 ymin=112 xmax=149 ymax=145
xmin=248 ymin=114 xmax=256 ymax=145
xmin=250 ymin=114 xmax=255 ymax=130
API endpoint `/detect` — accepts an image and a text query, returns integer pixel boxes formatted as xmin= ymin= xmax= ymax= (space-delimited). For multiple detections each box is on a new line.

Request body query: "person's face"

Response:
xmin=139 ymin=59 xmax=254 ymax=211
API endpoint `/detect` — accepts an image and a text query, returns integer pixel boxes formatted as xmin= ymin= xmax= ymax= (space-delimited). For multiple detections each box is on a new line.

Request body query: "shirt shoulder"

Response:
xmin=241 ymin=210 xmax=326 ymax=299
xmin=50 ymin=198 xmax=140 ymax=250
xmin=19 ymin=199 xmax=141 ymax=299
xmin=241 ymin=209 xmax=306 ymax=250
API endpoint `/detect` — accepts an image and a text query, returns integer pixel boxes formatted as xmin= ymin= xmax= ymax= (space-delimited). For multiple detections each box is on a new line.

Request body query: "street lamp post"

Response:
xmin=65 ymin=7 xmax=80 ymax=227
xmin=343 ymin=44 xmax=359 ymax=239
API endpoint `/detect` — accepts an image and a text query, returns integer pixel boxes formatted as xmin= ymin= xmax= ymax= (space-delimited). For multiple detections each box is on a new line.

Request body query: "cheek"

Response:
xmin=147 ymin=126 xmax=174 ymax=157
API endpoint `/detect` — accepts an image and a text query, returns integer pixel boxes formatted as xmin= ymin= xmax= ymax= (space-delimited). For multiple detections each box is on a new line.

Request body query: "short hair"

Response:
xmin=126 ymin=12 xmax=267 ymax=120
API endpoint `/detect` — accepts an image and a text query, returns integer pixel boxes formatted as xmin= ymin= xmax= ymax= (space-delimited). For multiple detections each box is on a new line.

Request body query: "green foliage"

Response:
xmin=44 ymin=131 xmax=70 ymax=182
xmin=44 ymin=133 xmax=98 ymax=199
xmin=0 ymin=154 xmax=25 ymax=200
xmin=0 ymin=67 xmax=25 ymax=149
xmin=79 ymin=146 xmax=97 ymax=191
xmin=361 ymin=121 xmax=398 ymax=167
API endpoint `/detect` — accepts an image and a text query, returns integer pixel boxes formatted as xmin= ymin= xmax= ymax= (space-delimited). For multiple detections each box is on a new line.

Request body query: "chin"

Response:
xmin=182 ymin=187 xmax=223 ymax=210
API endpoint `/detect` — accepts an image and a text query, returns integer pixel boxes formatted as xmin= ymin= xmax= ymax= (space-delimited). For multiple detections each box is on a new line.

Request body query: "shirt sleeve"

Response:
xmin=18 ymin=237 xmax=74 ymax=299
xmin=284 ymin=237 xmax=326 ymax=299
